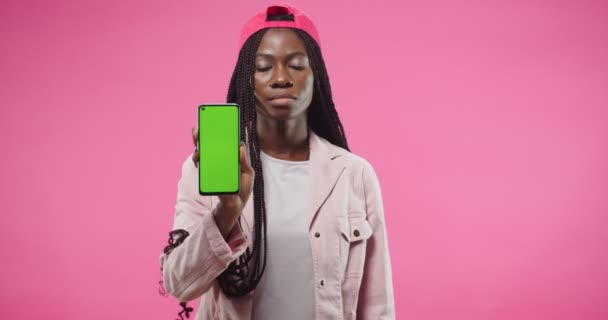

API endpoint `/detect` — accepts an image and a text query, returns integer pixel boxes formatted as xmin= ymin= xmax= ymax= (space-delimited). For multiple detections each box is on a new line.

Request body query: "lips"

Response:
xmin=268 ymin=93 xmax=296 ymax=107
xmin=269 ymin=93 xmax=297 ymax=100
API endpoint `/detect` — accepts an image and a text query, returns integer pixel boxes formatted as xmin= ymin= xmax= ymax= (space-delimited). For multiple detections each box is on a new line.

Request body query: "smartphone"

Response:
xmin=198 ymin=104 xmax=240 ymax=195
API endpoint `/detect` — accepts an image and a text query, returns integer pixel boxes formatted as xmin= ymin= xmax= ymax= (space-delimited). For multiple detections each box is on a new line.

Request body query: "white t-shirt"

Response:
xmin=251 ymin=151 xmax=314 ymax=320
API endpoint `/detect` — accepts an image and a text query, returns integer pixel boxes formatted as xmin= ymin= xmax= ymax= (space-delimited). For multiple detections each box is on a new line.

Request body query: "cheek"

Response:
xmin=302 ymin=73 xmax=314 ymax=102
xmin=253 ymin=74 xmax=268 ymax=97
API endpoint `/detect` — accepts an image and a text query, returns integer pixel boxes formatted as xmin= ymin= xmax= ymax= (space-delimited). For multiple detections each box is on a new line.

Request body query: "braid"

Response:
xmin=216 ymin=24 xmax=349 ymax=298
xmin=295 ymin=29 xmax=349 ymax=151
xmin=218 ymin=29 xmax=268 ymax=297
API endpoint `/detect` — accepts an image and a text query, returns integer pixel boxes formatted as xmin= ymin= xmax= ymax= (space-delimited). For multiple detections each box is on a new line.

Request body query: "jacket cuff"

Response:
xmin=201 ymin=211 xmax=247 ymax=264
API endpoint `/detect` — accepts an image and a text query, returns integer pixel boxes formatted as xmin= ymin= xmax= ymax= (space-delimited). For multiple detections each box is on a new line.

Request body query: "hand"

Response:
xmin=191 ymin=127 xmax=255 ymax=213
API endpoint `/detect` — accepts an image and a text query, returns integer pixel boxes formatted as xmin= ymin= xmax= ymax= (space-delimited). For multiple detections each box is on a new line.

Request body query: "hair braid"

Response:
xmin=217 ymin=29 xmax=268 ymax=297
xmin=295 ymin=29 xmax=349 ymax=150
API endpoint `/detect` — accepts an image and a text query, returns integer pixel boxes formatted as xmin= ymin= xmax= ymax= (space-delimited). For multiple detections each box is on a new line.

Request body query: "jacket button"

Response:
xmin=314 ymin=232 xmax=320 ymax=238
xmin=320 ymin=280 xmax=324 ymax=286
xmin=353 ymin=230 xmax=360 ymax=237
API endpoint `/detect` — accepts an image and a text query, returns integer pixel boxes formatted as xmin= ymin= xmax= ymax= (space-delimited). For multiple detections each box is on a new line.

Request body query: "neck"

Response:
xmin=256 ymin=114 xmax=309 ymax=161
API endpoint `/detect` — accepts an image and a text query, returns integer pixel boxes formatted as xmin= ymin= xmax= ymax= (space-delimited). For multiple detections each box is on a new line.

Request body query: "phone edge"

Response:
xmin=198 ymin=103 xmax=241 ymax=196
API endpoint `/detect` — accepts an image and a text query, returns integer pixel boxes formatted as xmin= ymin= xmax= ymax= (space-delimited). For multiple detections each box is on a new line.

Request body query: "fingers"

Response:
xmin=192 ymin=151 xmax=199 ymax=168
xmin=191 ymin=127 xmax=199 ymax=167
xmin=192 ymin=127 xmax=198 ymax=147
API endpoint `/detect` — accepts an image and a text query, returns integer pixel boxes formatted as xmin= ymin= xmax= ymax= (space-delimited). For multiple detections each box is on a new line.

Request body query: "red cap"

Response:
xmin=238 ymin=3 xmax=321 ymax=50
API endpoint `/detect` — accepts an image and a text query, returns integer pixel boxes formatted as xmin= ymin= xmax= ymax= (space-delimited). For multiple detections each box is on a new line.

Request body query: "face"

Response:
xmin=254 ymin=28 xmax=314 ymax=121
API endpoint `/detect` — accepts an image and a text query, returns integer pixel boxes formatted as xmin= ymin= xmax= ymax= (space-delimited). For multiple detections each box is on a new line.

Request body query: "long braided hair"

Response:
xmin=217 ymin=13 xmax=349 ymax=298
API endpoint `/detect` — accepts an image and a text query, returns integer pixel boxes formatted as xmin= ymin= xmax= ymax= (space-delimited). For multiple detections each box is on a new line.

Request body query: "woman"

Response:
xmin=160 ymin=3 xmax=395 ymax=319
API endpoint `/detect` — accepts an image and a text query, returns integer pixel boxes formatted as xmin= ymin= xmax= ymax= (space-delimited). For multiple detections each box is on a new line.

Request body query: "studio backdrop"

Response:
xmin=1 ymin=0 xmax=607 ymax=319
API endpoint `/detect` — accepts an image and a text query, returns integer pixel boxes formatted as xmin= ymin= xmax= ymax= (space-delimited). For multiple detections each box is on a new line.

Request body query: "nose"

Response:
xmin=270 ymin=65 xmax=294 ymax=88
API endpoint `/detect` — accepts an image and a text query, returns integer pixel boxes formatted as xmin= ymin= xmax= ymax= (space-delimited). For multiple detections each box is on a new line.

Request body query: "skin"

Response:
xmin=191 ymin=28 xmax=315 ymax=239
xmin=253 ymin=28 xmax=314 ymax=161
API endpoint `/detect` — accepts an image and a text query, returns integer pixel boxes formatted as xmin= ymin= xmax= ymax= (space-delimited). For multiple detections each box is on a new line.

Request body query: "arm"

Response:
xmin=357 ymin=160 xmax=396 ymax=319
xmin=159 ymin=156 xmax=248 ymax=302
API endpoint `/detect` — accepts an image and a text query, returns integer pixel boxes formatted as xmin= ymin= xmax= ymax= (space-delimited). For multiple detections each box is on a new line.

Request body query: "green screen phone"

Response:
xmin=198 ymin=104 xmax=240 ymax=195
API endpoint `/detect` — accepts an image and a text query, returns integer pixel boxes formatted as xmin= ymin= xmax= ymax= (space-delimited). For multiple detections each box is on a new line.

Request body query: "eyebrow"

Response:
xmin=255 ymin=52 xmax=307 ymax=60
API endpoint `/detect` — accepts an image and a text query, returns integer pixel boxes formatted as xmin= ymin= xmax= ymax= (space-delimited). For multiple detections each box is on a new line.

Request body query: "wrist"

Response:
xmin=216 ymin=199 xmax=240 ymax=214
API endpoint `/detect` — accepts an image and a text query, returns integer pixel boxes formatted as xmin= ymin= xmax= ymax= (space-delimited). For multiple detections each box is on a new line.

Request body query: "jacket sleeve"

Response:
xmin=357 ymin=160 xmax=396 ymax=319
xmin=159 ymin=156 xmax=249 ymax=302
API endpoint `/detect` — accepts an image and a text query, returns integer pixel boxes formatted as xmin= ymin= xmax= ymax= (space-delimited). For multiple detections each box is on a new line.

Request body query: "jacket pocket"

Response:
xmin=339 ymin=212 xmax=373 ymax=278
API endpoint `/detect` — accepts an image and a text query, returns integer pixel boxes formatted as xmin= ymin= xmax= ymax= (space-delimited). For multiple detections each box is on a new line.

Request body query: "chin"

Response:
xmin=269 ymin=108 xmax=297 ymax=121
xmin=260 ymin=104 xmax=302 ymax=121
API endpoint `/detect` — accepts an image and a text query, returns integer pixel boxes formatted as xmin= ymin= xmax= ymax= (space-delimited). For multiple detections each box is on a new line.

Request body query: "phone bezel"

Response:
xmin=198 ymin=103 xmax=240 ymax=195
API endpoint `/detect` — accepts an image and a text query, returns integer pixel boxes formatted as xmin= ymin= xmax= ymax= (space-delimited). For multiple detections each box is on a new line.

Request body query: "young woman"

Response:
xmin=160 ymin=4 xmax=395 ymax=319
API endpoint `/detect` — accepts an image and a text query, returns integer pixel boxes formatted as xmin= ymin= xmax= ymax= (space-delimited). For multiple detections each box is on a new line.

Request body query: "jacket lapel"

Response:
xmin=308 ymin=130 xmax=347 ymax=229
xmin=239 ymin=130 xmax=348 ymax=235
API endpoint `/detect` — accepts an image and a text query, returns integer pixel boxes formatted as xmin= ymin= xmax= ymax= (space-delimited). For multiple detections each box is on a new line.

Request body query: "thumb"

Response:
xmin=240 ymin=143 xmax=254 ymax=174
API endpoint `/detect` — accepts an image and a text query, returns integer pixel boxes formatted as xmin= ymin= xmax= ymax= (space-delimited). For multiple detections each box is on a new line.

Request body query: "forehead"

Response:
xmin=256 ymin=28 xmax=307 ymax=55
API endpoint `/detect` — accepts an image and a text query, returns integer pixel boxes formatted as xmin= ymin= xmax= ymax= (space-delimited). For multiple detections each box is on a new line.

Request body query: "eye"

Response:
xmin=289 ymin=65 xmax=305 ymax=71
xmin=256 ymin=66 xmax=271 ymax=72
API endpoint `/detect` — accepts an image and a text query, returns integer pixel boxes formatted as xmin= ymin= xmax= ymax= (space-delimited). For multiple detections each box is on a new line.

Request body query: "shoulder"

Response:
xmin=321 ymin=138 xmax=384 ymax=215
xmin=320 ymin=135 xmax=374 ymax=168
xmin=320 ymin=136 xmax=379 ymax=185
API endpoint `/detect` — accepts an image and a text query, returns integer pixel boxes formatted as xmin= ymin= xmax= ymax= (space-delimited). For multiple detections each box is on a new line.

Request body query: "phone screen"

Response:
xmin=198 ymin=104 xmax=240 ymax=195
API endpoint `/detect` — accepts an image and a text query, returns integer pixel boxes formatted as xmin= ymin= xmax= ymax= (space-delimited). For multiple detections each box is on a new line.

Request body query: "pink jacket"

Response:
xmin=160 ymin=131 xmax=395 ymax=319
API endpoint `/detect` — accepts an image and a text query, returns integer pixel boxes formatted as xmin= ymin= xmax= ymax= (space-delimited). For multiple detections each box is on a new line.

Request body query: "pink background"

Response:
xmin=1 ymin=0 xmax=607 ymax=319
